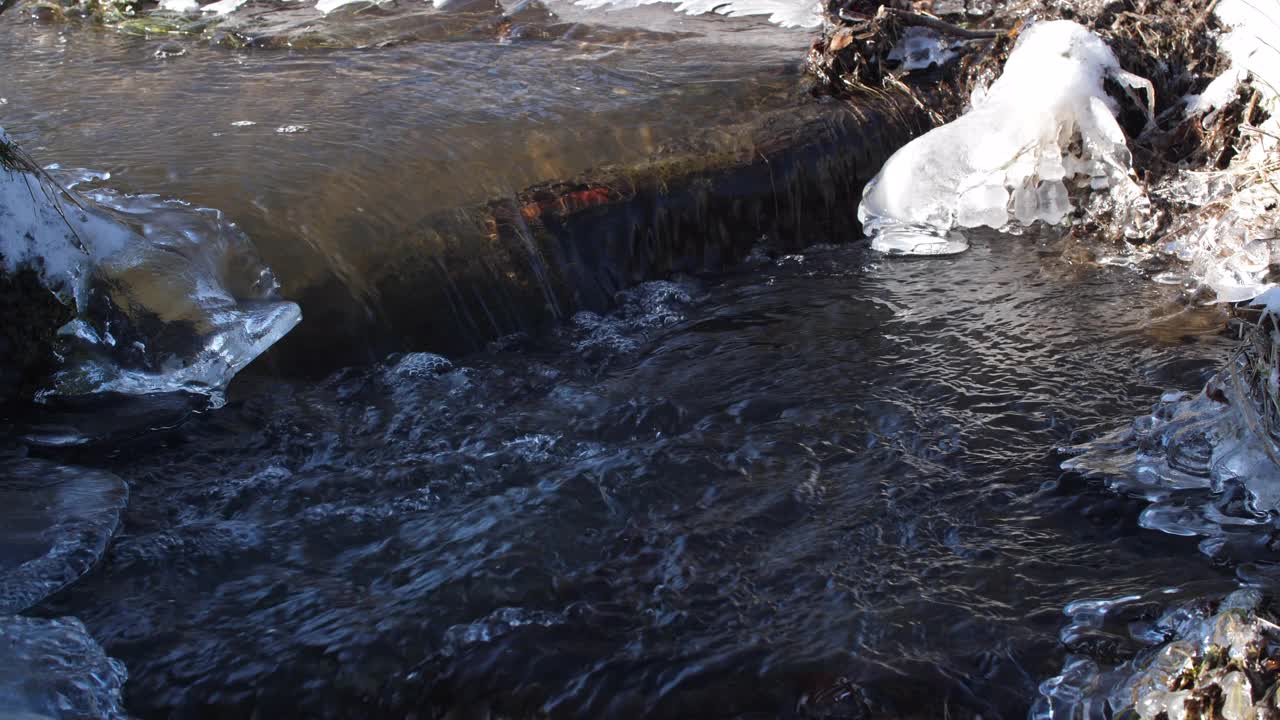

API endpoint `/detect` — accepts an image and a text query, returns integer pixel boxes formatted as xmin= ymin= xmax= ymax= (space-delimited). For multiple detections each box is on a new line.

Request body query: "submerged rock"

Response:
xmin=0 ymin=459 xmax=128 ymax=614
xmin=0 ymin=614 xmax=129 ymax=720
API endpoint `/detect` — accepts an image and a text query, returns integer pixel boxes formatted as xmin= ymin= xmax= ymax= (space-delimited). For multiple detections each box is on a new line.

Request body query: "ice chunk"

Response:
xmin=1065 ymin=351 xmax=1280 ymax=544
xmin=888 ymin=27 xmax=960 ymax=71
xmin=1033 ymin=591 xmax=1280 ymax=720
xmin=1037 ymin=180 xmax=1070 ymax=224
xmin=858 ymin=21 xmax=1148 ymax=254
xmin=956 ymin=183 xmax=1009 ymax=228
xmin=1250 ymin=287 xmax=1280 ymax=315
xmin=0 ymin=460 xmax=128 ymax=614
xmin=1220 ymin=672 xmax=1252 ymax=720
xmin=1154 ymin=178 xmax=1279 ymax=302
xmin=0 ymin=133 xmax=131 ymax=310
xmin=0 ymin=615 xmax=129 ymax=720
xmin=0 ymin=129 xmax=301 ymax=400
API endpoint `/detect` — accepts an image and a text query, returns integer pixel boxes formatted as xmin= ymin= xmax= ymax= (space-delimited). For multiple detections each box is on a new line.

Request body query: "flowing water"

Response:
xmin=0 ymin=4 xmax=1271 ymax=719
xmin=15 ymin=233 xmax=1248 ymax=719
xmin=0 ymin=4 xmax=810 ymax=363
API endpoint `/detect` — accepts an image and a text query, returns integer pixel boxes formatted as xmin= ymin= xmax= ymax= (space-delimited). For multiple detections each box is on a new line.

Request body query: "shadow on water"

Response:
xmin=26 ymin=233 xmax=1249 ymax=719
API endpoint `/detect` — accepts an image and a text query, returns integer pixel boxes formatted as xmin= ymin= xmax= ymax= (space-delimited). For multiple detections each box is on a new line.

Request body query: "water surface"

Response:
xmin=32 ymin=235 xmax=1245 ymax=719
xmin=0 ymin=3 xmax=808 ymax=326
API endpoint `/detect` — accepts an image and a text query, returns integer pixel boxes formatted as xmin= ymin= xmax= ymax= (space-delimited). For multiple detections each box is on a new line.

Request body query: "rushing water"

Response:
xmin=2 ymin=4 xmax=1273 ymax=718
xmin=0 ymin=4 xmax=810 ymax=366
xmin=13 ymin=233 xmax=1245 ymax=719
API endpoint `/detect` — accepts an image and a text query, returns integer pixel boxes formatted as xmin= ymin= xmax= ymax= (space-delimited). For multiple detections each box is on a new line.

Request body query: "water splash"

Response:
xmin=567 ymin=279 xmax=700 ymax=360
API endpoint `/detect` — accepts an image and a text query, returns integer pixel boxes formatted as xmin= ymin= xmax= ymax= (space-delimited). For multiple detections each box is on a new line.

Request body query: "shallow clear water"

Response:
xmin=23 ymin=234 xmax=1248 ymax=719
xmin=0 ymin=4 xmax=807 ymax=328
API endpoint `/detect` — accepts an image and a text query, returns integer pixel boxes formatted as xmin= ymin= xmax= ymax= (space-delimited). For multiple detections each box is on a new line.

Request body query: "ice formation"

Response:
xmin=858 ymin=20 xmax=1152 ymax=255
xmin=570 ymin=0 xmax=820 ymax=29
xmin=0 ymin=135 xmax=131 ymax=309
xmin=1034 ymin=588 xmax=1280 ymax=720
xmin=0 ymin=614 xmax=130 ymax=720
xmin=0 ymin=460 xmax=129 ymax=614
xmin=0 ymin=128 xmax=301 ymax=400
xmin=887 ymin=27 xmax=960 ymax=72
xmin=1064 ymin=292 xmax=1280 ymax=552
xmin=1064 ymin=378 xmax=1280 ymax=550
xmin=1148 ymin=0 xmax=1280 ymax=302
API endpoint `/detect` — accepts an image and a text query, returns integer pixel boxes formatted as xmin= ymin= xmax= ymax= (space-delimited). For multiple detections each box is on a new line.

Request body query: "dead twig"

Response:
xmin=1191 ymin=0 xmax=1222 ymax=31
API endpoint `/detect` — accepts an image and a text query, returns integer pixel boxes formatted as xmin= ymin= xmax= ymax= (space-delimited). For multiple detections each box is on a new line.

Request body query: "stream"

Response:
xmin=0 ymin=3 xmax=1266 ymax=718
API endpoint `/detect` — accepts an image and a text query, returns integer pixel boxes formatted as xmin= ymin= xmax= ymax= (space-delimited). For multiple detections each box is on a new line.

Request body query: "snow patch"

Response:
xmin=201 ymin=0 xmax=248 ymax=15
xmin=571 ymin=0 xmax=820 ymax=28
xmin=158 ymin=0 xmax=200 ymax=12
